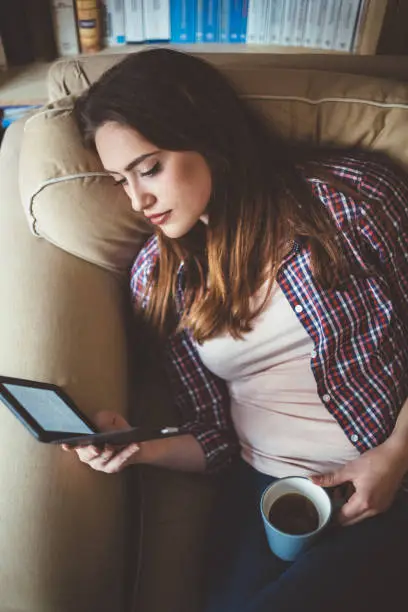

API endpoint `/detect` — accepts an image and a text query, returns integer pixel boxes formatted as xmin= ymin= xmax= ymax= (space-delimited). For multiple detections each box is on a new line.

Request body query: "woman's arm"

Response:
xmin=130 ymin=234 xmax=238 ymax=473
xmin=62 ymin=326 xmax=238 ymax=474
xmin=381 ymin=395 xmax=408 ymax=472
xmin=132 ymin=433 xmax=206 ymax=471
xmin=65 ymin=323 xmax=238 ymax=475
xmin=63 ymin=236 xmax=239 ymax=474
xmin=312 ymin=396 xmax=408 ymax=526
xmin=63 ymin=412 xmax=206 ymax=474
xmin=356 ymin=159 xmax=408 ymax=326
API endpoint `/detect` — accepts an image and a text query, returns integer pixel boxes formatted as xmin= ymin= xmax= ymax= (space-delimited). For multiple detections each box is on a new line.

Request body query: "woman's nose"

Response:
xmin=128 ymin=182 xmax=156 ymax=212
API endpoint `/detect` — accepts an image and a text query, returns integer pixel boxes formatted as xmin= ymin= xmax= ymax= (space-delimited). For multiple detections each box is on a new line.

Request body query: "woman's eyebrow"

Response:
xmin=105 ymin=150 xmax=160 ymax=174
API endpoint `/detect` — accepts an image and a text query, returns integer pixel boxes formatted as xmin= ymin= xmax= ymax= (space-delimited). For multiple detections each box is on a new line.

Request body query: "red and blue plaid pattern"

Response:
xmin=130 ymin=153 xmax=408 ymax=472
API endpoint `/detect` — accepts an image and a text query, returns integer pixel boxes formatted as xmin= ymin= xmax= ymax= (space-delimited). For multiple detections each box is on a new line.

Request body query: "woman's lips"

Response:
xmin=146 ymin=211 xmax=171 ymax=226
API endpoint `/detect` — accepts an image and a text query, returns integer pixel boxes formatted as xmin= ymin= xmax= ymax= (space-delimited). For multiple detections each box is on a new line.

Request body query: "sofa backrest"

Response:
xmin=19 ymin=52 xmax=408 ymax=273
xmin=47 ymin=52 xmax=408 ymax=101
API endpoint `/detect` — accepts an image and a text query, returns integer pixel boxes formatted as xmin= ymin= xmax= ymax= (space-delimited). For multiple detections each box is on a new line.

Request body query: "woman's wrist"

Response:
xmin=129 ymin=440 xmax=152 ymax=465
xmin=127 ymin=434 xmax=206 ymax=472
xmin=381 ymin=433 xmax=408 ymax=476
xmin=380 ymin=396 xmax=408 ymax=475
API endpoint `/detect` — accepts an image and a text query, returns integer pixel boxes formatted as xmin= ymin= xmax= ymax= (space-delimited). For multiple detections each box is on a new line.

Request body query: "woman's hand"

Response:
xmin=61 ymin=410 xmax=140 ymax=474
xmin=311 ymin=439 xmax=408 ymax=526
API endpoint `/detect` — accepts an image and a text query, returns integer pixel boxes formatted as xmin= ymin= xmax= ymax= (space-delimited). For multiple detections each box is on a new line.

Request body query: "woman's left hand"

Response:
xmin=61 ymin=410 xmax=140 ymax=474
xmin=311 ymin=440 xmax=408 ymax=526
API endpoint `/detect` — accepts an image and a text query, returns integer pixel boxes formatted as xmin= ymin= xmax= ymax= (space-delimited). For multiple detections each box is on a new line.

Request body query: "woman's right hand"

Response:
xmin=62 ymin=410 xmax=207 ymax=473
xmin=61 ymin=410 xmax=141 ymax=474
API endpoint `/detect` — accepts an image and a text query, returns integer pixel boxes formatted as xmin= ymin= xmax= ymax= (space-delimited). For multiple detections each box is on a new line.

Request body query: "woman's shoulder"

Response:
xmin=130 ymin=234 xmax=158 ymax=295
xmin=131 ymin=233 xmax=158 ymax=271
xmin=299 ymin=150 xmax=408 ymax=226
xmin=301 ymin=149 xmax=408 ymax=197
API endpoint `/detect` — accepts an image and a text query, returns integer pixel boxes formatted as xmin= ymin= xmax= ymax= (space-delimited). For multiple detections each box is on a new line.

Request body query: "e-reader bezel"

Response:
xmin=0 ymin=375 xmax=99 ymax=443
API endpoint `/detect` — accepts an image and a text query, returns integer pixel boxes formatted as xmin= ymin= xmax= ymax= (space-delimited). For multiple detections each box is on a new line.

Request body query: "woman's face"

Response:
xmin=95 ymin=121 xmax=212 ymax=238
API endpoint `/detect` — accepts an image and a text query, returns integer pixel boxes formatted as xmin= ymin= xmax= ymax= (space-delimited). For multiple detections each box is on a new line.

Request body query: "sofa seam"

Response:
xmin=28 ymin=172 xmax=110 ymax=236
xmin=24 ymin=95 xmax=408 ymax=134
xmin=24 ymin=107 xmax=75 ymax=128
xmin=242 ymin=94 xmax=408 ymax=109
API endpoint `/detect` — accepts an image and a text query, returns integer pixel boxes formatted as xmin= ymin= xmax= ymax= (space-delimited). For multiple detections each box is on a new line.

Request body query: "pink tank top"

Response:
xmin=196 ymin=284 xmax=360 ymax=477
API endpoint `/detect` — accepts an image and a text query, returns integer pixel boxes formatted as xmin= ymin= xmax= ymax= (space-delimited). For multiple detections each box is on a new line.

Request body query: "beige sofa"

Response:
xmin=1 ymin=50 xmax=408 ymax=612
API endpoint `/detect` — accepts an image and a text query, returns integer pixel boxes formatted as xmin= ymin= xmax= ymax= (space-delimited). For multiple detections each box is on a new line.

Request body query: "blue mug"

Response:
xmin=260 ymin=476 xmax=332 ymax=562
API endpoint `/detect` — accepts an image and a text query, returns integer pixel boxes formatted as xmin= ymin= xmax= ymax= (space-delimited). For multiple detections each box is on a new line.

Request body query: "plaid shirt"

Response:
xmin=130 ymin=153 xmax=408 ymax=473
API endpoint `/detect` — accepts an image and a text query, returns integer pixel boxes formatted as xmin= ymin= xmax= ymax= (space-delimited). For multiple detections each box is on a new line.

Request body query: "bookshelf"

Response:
xmin=0 ymin=0 xmax=390 ymax=107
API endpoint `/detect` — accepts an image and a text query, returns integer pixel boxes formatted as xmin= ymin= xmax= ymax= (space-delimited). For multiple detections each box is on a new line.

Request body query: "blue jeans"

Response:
xmin=204 ymin=459 xmax=408 ymax=612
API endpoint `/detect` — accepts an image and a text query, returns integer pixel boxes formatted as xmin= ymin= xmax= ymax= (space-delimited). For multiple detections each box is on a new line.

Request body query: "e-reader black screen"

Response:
xmin=0 ymin=376 xmax=183 ymax=446
xmin=3 ymin=383 xmax=95 ymax=434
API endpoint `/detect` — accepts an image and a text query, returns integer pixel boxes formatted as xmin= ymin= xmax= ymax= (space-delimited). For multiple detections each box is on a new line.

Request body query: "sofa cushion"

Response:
xmin=19 ymin=95 xmax=152 ymax=275
xmin=226 ymin=66 xmax=408 ymax=169
xmin=47 ymin=53 xmax=408 ymax=102
xmin=19 ymin=64 xmax=408 ymax=271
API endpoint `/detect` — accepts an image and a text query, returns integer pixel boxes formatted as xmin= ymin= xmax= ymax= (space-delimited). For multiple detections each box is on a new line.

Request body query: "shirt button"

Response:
xmin=294 ymin=304 xmax=303 ymax=313
xmin=350 ymin=434 xmax=359 ymax=443
xmin=322 ymin=394 xmax=330 ymax=403
xmin=311 ymin=350 xmax=317 ymax=358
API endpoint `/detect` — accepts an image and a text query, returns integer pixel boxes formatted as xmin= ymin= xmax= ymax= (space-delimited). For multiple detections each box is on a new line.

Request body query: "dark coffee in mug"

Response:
xmin=268 ymin=493 xmax=319 ymax=535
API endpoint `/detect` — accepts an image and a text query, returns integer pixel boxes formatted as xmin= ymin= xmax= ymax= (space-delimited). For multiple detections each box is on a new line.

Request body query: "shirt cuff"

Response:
xmin=179 ymin=422 xmax=240 ymax=473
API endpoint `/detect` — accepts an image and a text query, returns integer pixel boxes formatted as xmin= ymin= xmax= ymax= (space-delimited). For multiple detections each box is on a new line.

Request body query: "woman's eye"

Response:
xmin=111 ymin=161 xmax=161 ymax=186
xmin=140 ymin=161 xmax=162 ymax=178
xmin=112 ymin=177 xmax=128 ymax=187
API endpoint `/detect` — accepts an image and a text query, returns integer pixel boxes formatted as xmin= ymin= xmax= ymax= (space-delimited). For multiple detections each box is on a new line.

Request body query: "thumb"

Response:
xmin=311 ymin=468 xmax=348 ymax=488
xmin=93 ymin=410 xmax=131 ymax=433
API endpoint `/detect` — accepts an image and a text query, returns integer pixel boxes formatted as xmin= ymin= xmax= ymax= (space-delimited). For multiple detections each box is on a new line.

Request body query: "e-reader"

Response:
xmin=0 ymin=375 xmax=181 ymax=446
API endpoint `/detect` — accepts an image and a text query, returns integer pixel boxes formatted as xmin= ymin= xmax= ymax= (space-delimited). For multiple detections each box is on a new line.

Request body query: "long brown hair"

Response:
xmin=74 ymin=49 xmax=351 ymax=342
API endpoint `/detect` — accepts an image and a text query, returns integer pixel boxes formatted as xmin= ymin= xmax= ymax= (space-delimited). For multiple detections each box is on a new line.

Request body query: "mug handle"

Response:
xmin=326 ymin=481 xmax=355 ymax=512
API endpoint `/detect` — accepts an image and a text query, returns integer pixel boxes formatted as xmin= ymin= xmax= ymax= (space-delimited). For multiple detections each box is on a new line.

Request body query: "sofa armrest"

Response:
xmin=0 ymin=118 xmax=130 ymax=612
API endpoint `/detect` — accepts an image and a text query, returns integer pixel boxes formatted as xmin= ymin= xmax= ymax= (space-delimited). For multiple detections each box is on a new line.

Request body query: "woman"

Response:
xmin=67 ymin=49 xmax=408 ymax=611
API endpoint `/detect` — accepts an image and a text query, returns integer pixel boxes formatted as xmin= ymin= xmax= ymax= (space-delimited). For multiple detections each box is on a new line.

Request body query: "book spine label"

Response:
xmin=76 ymin=0 xmax=102 ymax=53
xmin=270 ymin=0 xmax=283 ymax=45
xmin=282 ymin=0 xmax=297 ymax=46
xmin=257 ymin=0 xmax=269 ymax=44
xmin=290 ymin=0 xmax=300 ymax=45
xmin=171 ymin=0 xmax=196 ymax=42
xmin=240 ymin=0 xmax=248 ymax=41
xmin=104 ymin=0 xmax=126 ymax=45
xmin=303 ymin=0 xmax=322 ymax=47
xmin=246 ymin=0 xmax=258 ymax=43
xmin=294 ymin=0 xmax=309 ymax=46
xmin=203 ymin=0 xmax=219 ymax=41
xmin=228 ymin=0 xmax=241 ymax=43
xmin=124 ymin=0 xmax=144 ymax=42
xmin=321 ymin=0 xmax=340 ymax=49
xmin=263 ymin=0 xmax=271 ymax=44
xmin=314 ymin=0 xmax=329 ymax=49
xmin=218 ymin=0 xmax=228 ymax=42
xmin=143 ymin=0 xmax=170 ymax=41
xmin=333 ymin=0 xmax=363 ymax=51
xmin=51 ymin=0 xmax=80 ymax=56
xmin=195 ymin=0 xmax=204 ymax=42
